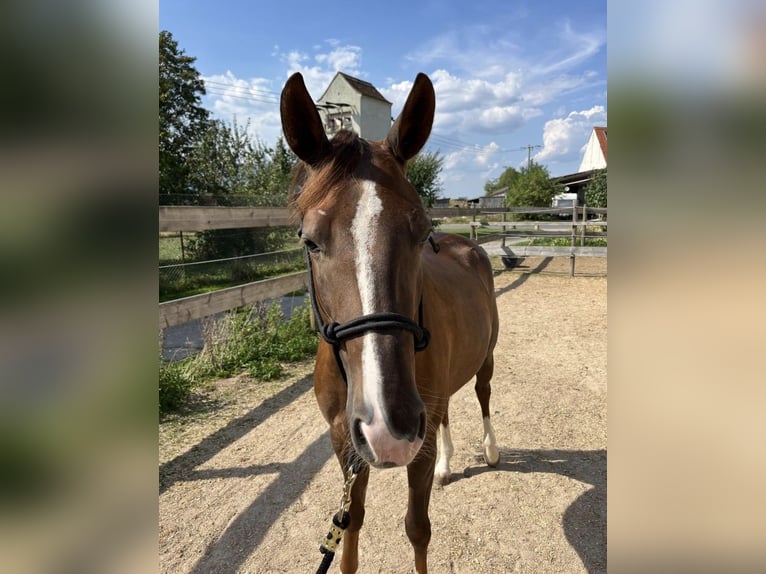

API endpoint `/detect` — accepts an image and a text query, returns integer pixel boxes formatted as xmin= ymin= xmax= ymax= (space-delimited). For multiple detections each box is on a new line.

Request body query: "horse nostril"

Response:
xmin=417 ymin=411 xmax=426 ymax=440
xmin=352 ymin=418 xmax=367 ymax=447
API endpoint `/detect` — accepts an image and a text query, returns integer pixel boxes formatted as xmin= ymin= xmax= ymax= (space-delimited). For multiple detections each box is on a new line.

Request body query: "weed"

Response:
xmin=158 ymin=301 xmax=318 ymax=415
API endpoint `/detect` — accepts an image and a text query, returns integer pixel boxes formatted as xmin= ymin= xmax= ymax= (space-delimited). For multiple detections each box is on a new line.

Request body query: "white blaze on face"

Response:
xmin=349 ymin=180 xmax=423 ymax=466
xmin=350 ymin=180 xmax=385 ymax=425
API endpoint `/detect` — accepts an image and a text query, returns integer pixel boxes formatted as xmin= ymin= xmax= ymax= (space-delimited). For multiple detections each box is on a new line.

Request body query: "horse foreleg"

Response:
xmin=328 ymin=419 xmax=369 ymax=574
xmin=434 ymin=409 xmax=454 ymax=486
xmin=339 ymin=462 xmax=369 ymax=574
xmin=475 ymin=356 xmax=500 ymax=466
xmin=405 ymin=431 xmax=437 ymax=573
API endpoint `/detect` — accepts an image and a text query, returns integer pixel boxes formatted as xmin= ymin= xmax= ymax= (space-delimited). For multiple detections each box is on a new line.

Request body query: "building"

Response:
xmin=315 ymin=72 xmax=392 ymax=141
xmin=578 ymin=126 xmax=607 ymax=172
xmin=467 ymin=188 xmax=507 ymax=209
xmin=553 ymin=127 xmax=607 ymax=206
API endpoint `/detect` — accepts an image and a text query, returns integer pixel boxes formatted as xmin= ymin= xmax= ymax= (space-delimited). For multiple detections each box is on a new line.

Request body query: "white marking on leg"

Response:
xmin=482 ymin=416 xmax=500 ymax=466
xmin=435 ymin=423 xmax=454 ymax=484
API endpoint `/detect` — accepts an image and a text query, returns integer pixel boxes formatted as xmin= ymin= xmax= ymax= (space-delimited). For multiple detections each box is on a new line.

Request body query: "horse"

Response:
xmin=280 ymin=72 xmax=500 ymax=574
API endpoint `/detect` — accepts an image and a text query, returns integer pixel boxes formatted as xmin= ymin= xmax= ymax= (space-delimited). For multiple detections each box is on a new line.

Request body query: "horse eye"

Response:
xmin=303 ymin=238 xmax=321 ymax=254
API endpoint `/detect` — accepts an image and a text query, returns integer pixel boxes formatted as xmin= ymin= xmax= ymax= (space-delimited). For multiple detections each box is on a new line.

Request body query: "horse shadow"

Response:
xmin=452 ymin=448 xmax=606 ymax=574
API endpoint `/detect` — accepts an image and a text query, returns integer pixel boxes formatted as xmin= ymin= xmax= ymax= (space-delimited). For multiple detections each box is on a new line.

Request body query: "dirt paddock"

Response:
xmin=159 ymin=257 xmax=607 ymax=573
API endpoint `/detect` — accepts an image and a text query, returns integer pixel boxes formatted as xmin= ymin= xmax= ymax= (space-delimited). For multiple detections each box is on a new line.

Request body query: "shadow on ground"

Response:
xmin=159 ymin=374 xmax=314 ymax=494
xmin=454 ymin=448 xmax=606 ymax=574
xmin=494 ymin=257 xmax=554 ymax=296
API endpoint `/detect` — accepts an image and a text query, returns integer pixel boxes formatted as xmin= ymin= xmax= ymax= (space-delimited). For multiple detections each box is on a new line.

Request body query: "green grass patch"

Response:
xmin=160 ymin=258 xmax=306 ymax=302
xmin=525 ymin=237 xmax=607 ymax=247
xmin=159 ymin=301 xmax=318 ymax=415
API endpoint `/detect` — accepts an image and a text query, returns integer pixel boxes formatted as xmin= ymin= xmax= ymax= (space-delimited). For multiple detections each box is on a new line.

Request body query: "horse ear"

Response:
xmin=386 ymin=73 xmax=435 ymax=164
xmin=280 ymin=73 xmax=331 ymax=166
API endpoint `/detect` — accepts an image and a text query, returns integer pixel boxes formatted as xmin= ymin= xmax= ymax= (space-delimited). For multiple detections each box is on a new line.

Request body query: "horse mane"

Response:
xmin=289 ymin=130 xmax=369 ymax=219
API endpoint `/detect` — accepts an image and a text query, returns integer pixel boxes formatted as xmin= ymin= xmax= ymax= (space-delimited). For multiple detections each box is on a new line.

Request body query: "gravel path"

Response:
xmin=159 ymin=257 xmax=607 ymax=573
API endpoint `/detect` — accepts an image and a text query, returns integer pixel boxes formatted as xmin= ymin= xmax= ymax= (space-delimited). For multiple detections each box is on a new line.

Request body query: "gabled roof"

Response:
xmin=594 ymin=126 xmax=607 ymax=162
xmin=320 ymin=72 xmax=391 ymax=104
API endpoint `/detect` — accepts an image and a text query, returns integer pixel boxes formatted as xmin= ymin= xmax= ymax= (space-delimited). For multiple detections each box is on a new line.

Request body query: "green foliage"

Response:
xmin=406 ymin=151 xmax=444 ymax=207
xmin=159 ymin=30 xmax=210 ymax=203
xmin=484 ymin=166 xmax=519 ymax=195
xmin=184 ymin=120 xmax=298 ymax=261
xmin=188 ymin=119 xmax=296 ymax=205
xmin=187 ymin=118 xmax=256 ymax=198
xmin=528 ymin=237 xmax=608 ymax=247
xmin=189 ymin=302 xmax=317 ymax=382
xmin=159 ymin=250 xmax=305 ymax=302
xmin=506 ymin=162 xmax=556 ymax=219
xmin=159 ymin=302 xmax=318 ymax=414
xmin=186 ymin=227 xmax=295 ymax=272
xmin=159 ymin=358 xmax=195 ymax=413
xmin=585 ymin=169 xmax=607 ymax=209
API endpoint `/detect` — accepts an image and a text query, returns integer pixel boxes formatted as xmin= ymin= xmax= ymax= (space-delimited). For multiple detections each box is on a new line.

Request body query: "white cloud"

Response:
xmin=276 ymin=40 xmax=364 ymax=98
xmin=202 ymin=71 xmax=282 ymax=143
xmin=534 ymin=105 xmax=607 ymax=166
xmin=202 ymin=41 xmax=366 ymax=142
xmin=531 ymin=19 xmax=604 ymax=76
xmin=380 ymin=69 xmax=535 ymax=137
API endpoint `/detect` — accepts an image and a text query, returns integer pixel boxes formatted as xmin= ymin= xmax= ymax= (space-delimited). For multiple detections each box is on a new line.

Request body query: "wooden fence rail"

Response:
xmin=158 ymin=204 xmax=606 ymax=327
xmin=158 ymin=206 xmax=504 ymax=232
xmin=159 ymin=206 xmax=293 ymax=232
xmin=159 ymin=271 xmax=309 ymax=329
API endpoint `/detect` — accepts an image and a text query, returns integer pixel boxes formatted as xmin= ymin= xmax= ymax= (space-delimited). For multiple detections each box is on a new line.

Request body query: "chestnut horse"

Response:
xmin=280 ymin=72 xmax=500 ymax=574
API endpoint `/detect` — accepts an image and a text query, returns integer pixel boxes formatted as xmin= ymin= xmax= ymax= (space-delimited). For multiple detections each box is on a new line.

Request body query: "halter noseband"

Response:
xmin=300 ymin=231 xmax=431 ymax=384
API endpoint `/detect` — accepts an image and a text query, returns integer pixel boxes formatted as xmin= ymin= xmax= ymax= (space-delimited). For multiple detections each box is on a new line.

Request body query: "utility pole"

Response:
xmin=521 ymin=144 xmax=542 ymax=169
xmin=508 ymin=144 xmax=542 ymax=169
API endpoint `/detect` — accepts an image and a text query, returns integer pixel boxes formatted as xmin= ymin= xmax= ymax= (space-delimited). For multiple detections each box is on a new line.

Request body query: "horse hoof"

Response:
xmin=434 ymin=471 xmax=451 ymax=487
xmin=484 ymin=446 xmax=500 ymax=467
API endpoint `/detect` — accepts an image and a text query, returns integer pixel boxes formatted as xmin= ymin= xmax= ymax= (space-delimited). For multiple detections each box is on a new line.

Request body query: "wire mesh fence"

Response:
xmin=159 ymin=247 xmax=305 ymax=302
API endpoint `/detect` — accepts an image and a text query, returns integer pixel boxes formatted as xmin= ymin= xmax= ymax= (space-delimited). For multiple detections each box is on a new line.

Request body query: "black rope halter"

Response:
xmin=300 ymin=231 xmax=432 ymax=384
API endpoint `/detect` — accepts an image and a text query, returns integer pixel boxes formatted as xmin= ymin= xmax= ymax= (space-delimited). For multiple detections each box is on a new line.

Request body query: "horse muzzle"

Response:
xmin=351 ymin=410 xmax=426 ymax=467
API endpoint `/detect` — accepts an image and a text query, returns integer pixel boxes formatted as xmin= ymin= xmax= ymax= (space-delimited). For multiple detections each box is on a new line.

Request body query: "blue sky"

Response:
xmin=160 ymin=0 xmax=606 ymax=198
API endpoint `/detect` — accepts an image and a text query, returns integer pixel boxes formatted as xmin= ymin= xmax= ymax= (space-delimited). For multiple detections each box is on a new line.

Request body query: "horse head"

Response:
xmin=281 ymin=72 xmax=435 ymax=468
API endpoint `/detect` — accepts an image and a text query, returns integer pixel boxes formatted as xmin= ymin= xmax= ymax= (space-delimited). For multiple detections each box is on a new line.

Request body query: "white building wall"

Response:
xmin=360 ymin=98 xmax=392 ymax=140
xmin=578 ymin=130 xmax=607 ymax=172
xmin=317 ymin=76 xmax=391 ymax=140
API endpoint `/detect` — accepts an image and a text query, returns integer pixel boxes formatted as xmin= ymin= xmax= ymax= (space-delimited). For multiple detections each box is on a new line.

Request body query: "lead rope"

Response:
xmin=315 ymin=461 xmax=364 ymax=574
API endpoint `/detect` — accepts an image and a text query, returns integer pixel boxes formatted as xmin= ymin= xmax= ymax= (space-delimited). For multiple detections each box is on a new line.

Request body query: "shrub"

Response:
xmin=159 ymin=358 xmax=195 ymax=413
xmin=159 ymin=300 xmax=318 ymax=414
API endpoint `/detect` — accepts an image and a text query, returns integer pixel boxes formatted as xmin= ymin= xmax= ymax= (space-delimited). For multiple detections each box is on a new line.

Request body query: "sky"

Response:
xmin=160 ymin=0 xmax=606 ymax=199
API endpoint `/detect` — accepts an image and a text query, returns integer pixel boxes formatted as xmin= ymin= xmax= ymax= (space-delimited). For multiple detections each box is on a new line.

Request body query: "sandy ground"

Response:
xmin=159 ymin=257 xmax=607 ymax=573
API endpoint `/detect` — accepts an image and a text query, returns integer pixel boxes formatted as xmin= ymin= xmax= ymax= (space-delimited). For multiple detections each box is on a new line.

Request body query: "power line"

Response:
xmin=510 ymin=144 xmax=543 ymax=169
xmin=196 ymin=84 xmax=546 ymax=168
xmin=203 ymin=80 xmax=281 ymax=100
xmin=204 ymin=88 xmax=279 ymax=105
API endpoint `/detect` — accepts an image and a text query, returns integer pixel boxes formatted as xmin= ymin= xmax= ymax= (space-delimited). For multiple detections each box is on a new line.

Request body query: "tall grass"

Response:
xmin=159 ymin=301 xmax=317 ymax=415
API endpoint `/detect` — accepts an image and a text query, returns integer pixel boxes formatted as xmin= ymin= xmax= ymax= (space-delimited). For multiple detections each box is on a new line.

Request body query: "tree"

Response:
xmin=585 ymin=168 xmax=607 ymax=209
xmin=159 ymin=30 xmax=210 ymax=204
xmin=185 ymin=120 xmax=298 ymax=266
xmin=187 ymin=118 xmax=254 ymax=201
xmin=506 ymin=162 xmax=556 ymax=214
xmin=406 ymin=151 xmax=444 ymax=208
xmin=484 ymin=166 xmax=519 ymax=196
